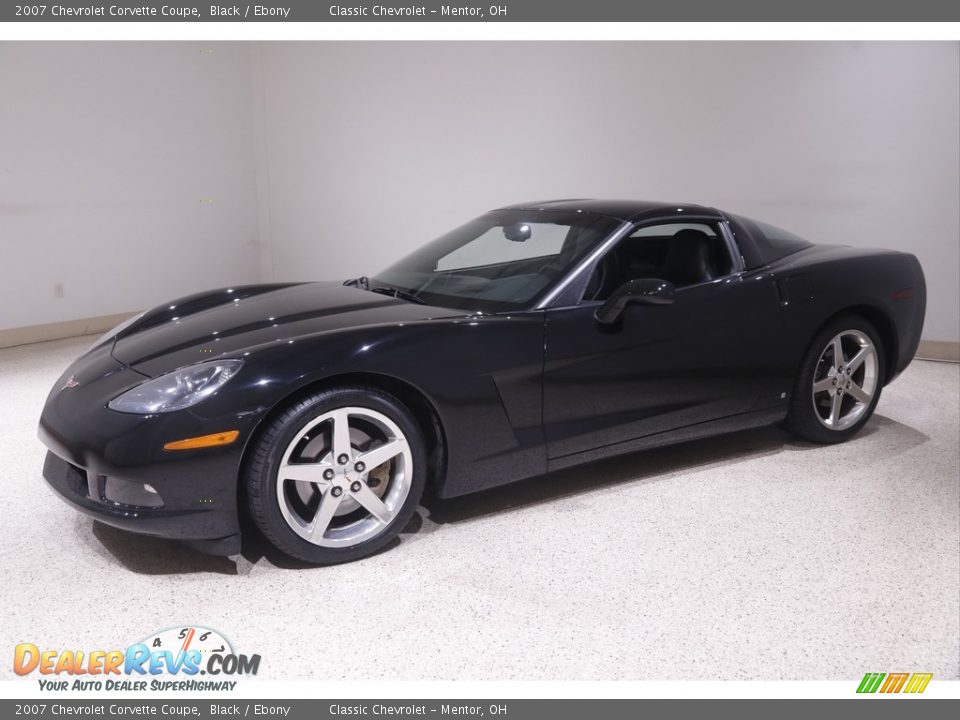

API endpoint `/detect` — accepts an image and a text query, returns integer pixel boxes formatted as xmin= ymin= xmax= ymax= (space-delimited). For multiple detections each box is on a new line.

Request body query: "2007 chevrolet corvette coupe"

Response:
xmin=39 ymin=200 xmax=926 ymax=564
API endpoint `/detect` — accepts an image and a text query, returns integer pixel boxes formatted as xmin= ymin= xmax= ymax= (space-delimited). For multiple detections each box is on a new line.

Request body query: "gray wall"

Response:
xmin=0 ymin=42 xmax=261 ymax=330
xmin=256 ymin=42 xmax=960 ymax=342
xmin=2 ymin=42 xmax=958 ymax=343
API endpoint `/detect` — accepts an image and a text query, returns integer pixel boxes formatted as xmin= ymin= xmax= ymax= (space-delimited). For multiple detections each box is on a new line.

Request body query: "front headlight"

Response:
xmin=108 ymin=360 xmax=243 ymax=414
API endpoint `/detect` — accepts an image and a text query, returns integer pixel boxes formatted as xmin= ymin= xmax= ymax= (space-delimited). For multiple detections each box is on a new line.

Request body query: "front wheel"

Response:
xmin=786 ymin=316 xmax=885 ymax=444
xmin=244 ymin=387 xmax=427 ymax=564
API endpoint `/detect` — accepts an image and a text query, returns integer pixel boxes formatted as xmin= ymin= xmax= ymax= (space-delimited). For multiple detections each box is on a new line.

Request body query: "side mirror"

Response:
xmin=594 ymin=278 xmax=675 ymax=325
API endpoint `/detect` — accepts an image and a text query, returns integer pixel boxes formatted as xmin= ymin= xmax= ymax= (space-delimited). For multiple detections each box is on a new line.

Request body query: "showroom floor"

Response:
xmin=1 ymin=335 xmax=957 ymax=681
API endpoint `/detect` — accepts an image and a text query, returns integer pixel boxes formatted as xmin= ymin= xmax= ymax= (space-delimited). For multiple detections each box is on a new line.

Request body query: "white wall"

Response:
xmin=256 ymin=42 xmax=960 ymax=342
xmin=0 ymin=42 xmax=261 ymax=331
xmin=2 ymin=42 xmax=957 ymax=343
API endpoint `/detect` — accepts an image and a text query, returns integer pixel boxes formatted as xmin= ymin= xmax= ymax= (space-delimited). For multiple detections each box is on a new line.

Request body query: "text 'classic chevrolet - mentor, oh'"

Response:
xmin=39 ymin=200 xmax=926 ymax=564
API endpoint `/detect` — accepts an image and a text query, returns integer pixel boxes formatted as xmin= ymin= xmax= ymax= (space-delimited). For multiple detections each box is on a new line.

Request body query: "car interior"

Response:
xmin=409 ymin=221 xmax=734 ymax=307
xmin=583 ymin=224 xmax=734 ymax=301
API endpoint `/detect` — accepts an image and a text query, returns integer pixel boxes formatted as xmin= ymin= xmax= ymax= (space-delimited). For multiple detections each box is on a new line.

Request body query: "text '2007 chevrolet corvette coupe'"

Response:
xmin=39 ymin=200 xmax=926 ymax=564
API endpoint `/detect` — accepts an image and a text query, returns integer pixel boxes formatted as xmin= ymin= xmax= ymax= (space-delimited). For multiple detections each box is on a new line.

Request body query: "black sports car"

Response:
xmin=39 ymin=200 xmax=926 ymax=564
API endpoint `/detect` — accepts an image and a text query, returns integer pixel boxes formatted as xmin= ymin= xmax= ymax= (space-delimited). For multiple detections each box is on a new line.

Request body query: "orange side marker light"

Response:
xmin=163 ymin=430 xmax=239 ymax=451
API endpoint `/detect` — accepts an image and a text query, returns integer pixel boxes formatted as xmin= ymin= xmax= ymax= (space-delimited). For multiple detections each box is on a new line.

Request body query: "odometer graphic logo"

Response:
xmin=857 ymin=672 xmax=933 ymax=694
xmin=13 ymin=625 xmax=261 ymax=691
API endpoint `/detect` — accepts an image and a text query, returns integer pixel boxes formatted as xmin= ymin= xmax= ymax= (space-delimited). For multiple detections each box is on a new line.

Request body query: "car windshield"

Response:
xmin=371 ymin=210 xmax=621 ymax=312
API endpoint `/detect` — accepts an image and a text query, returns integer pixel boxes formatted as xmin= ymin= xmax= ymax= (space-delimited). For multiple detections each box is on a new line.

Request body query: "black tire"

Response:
xmin=243 ymin=386 xmax=427 ymax=565
xmin=786 ymin=314 xmax=885 ymax=444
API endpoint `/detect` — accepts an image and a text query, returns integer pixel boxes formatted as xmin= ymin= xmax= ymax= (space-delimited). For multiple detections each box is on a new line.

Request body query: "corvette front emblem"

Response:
xmin=61 ymin=375 xmax=79 ymax=390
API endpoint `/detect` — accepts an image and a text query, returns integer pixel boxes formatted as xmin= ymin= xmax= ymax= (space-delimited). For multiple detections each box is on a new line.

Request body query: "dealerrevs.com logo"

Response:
xmin=13 ymin=626 xmax=261 ymax=692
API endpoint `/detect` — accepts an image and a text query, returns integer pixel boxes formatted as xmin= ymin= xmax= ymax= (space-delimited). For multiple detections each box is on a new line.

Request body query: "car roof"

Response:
xmin=495 ymin=198 xmax=723 ymax=222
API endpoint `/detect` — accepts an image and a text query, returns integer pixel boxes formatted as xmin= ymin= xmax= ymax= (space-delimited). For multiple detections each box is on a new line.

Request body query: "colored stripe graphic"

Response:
xmin=903 ymin=673 xmax=933 ymax=694
xmin=857 ymin=672 xmax=933 ymax=694
xmin=857 ymin=673 xmax=885 ymax=693
xmin=880 ymin=673 xmax=910 ymax=693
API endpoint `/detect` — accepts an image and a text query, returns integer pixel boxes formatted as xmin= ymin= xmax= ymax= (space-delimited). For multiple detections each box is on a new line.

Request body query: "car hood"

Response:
xmin=111 ymin=281 xmax=465 ymax=376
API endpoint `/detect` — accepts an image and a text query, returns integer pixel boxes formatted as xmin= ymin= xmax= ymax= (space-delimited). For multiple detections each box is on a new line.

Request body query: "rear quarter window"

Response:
xmin=728 ymin=214 xmax=813 ymax=268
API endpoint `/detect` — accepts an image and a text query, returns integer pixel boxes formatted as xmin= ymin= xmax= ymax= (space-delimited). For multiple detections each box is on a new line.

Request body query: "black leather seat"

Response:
xmin=659 ymin=229 xmax=718 ymax=286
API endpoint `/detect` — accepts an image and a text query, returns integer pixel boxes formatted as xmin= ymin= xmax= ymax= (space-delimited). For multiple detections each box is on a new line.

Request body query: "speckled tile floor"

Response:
xmin=0 ymin=335 xmax=957 ymax=681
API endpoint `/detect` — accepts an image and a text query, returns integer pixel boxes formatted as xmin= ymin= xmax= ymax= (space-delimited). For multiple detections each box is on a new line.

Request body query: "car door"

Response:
xmin=542 ymin=219 xmax=784 ymax=461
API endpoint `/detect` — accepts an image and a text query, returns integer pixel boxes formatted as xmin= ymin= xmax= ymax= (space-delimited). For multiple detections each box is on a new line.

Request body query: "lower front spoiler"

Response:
xmin=42 ymin=451 xmax=241 ymax=556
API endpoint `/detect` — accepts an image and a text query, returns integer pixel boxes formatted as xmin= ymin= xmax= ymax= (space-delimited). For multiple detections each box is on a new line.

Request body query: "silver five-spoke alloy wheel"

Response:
xmin=811 ymin=329 xmax=878 ymax=431
xmin=275 ymin=407 xmax=413 ymax=547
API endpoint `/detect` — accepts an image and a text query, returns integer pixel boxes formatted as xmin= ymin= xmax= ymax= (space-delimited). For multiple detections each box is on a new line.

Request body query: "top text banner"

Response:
xmin=5 ymin=1 xmax=960 ymax=22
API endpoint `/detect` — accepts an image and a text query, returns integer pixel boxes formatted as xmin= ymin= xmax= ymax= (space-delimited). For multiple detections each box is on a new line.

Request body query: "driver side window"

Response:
xmin=583 ymin=221 xmax=732 ymax=301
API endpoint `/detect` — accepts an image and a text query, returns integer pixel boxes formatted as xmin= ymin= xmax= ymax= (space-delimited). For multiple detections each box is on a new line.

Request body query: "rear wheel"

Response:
xmin=244 ymin=387 xmax=427 ymax=564
xmin=786 ymin=316 xmax=885 ymax=444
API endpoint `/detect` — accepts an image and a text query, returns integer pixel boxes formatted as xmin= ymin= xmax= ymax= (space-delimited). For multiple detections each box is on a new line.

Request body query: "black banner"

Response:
xmin=4 ymin=0 xmax=960 ymax=22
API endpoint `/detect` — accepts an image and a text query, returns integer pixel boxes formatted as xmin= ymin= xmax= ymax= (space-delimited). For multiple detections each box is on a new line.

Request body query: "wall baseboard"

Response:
xmin=0 ymin=312 xmax=138 ymax=350
xmin=916 ymin=340 xmax=960 ymax=362
xmin=2 ymin=313 xmax=958 ymax=362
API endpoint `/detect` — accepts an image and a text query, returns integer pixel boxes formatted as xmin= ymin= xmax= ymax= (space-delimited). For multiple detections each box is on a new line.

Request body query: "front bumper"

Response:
xmin=41 ymin=449 xmax=241 ymax=556
xmin=37 ymin=345 xmax=247 ymax=556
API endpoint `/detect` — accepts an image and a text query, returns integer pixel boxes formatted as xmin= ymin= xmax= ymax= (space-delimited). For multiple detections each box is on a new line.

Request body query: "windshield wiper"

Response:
xmin=369 ymin=285 xmax=427 ymax=305
xmin=344 ymin=276 xmax=370 ymax=290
